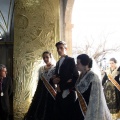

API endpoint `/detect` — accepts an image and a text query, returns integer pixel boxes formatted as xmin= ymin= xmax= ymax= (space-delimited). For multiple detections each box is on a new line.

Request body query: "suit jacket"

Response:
xmin=55 ymin=55 xmax=79 ymax=91
xmin=0 ymin=77 xmax=13 ymax=113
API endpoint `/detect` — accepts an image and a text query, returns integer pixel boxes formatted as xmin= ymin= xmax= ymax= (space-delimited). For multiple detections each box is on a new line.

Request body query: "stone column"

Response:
xmin=65 ymin=23 xmax=74 ymax=56
xmin=14 ymin=0 xmax=60 ymax=119
xmin=64 ymin=0 xmax=75 ymax=56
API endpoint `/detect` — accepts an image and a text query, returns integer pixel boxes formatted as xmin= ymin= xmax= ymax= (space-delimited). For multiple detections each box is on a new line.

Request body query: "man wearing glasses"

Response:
xmin=0 ymin=64 xmax=13 ymax=120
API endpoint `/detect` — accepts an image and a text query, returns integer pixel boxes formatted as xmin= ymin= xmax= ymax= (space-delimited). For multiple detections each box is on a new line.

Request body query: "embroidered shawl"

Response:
xmin=76 ymin=70 xmax=112 ymax=120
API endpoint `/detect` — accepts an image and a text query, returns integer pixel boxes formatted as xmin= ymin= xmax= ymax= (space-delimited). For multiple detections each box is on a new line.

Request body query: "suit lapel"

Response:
xmin=2 ymin=77 xmax=7 ymax=91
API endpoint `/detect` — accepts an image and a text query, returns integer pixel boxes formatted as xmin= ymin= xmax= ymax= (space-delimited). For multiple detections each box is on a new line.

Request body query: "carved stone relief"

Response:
xmin=14 ymin=0 xmax=60 ymax=119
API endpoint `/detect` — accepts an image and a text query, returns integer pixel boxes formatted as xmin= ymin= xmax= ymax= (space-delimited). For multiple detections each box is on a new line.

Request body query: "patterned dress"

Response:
xmin=102 ymin=67 xmax=120 ymax=120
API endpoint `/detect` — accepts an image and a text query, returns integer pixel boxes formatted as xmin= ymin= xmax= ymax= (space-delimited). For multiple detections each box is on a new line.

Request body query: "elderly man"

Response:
xmin=0 ymin=64 xmax=13 ymax=120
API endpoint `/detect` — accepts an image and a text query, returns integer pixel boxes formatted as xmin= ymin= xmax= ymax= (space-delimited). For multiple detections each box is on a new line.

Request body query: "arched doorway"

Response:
xmin=60 ymin=0 xmax=75 ymax=56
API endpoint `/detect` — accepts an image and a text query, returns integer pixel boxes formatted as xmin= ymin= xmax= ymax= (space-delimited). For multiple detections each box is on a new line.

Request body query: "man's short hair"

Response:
xmin=55 ymin=41 xmax=67 ymax=48
xmin=0 ymin=64 xmax=6 ymax=71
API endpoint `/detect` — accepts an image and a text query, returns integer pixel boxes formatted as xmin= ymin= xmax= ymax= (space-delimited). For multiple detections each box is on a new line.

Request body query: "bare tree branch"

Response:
xmin=72 ymin=33 xmax=120 ymax=62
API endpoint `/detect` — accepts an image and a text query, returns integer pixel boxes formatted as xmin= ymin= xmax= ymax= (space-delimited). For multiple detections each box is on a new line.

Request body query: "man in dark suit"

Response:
xmin=52 ymin=41 xmax=79 ymax=120
xmin=0 ymin=64 xmax=13 ymax=120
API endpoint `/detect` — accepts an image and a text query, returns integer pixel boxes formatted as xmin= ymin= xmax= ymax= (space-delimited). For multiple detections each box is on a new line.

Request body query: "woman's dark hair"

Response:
xmin=42 ymin=51 xmax=52 ymax=58
xmin=77 ymin=54 xmax=93 ymax=68
xmin=109 ymin=58 xmax=117 ymax=63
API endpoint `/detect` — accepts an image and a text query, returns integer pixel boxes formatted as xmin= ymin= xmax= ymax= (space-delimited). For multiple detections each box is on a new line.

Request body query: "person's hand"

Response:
xmin=41 ymin=76 xmax=44 ymax=81
xmin=56 ymin=84 xmax=61 ymax=92
xmin=53 ymin=77 xmax=60 ymax=84
xmin=67 ymin=79 xmax=72 ymax=83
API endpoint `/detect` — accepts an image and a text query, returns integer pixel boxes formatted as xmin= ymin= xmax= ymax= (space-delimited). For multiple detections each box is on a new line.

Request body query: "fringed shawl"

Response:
xmin=76 ymin=70 xmax=112 ymax=120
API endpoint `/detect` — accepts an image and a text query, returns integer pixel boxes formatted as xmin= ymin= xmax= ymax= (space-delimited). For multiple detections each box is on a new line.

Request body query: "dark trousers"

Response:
xmin=0 ymin=99 xmax=9 ymax=120
xmin=54 ymin=91 xmax=76 ymax=120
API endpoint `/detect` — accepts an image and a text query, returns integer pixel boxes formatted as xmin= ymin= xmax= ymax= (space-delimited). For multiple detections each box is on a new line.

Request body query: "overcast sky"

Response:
xmin=72 ymin=0 xmax=120 ymax=64
xmin=72 ymin=0 xmax=120 ymax=48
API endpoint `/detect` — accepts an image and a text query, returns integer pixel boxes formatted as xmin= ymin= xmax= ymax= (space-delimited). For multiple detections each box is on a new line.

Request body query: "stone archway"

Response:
xmin=60 ymin=0 xmax=75 ymax=56
xmin=65 ymin=0 xmax=74 ymax=56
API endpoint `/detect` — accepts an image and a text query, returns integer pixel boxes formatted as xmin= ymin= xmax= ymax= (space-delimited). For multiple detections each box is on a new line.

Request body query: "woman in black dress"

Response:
xmin=102 ymin=58 xmax=120 ymax=120
xmin=75 ymin=54 xmax=112 ymax=120
xmin=24 ymin=51 xmax=56 ymax=120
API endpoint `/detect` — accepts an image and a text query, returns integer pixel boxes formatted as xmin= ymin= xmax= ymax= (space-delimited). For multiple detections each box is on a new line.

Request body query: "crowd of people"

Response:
xmin=24 ymin=41 xmax=119 ymax=120
xmin=0 ymin=41 xmax=120 ymax=120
